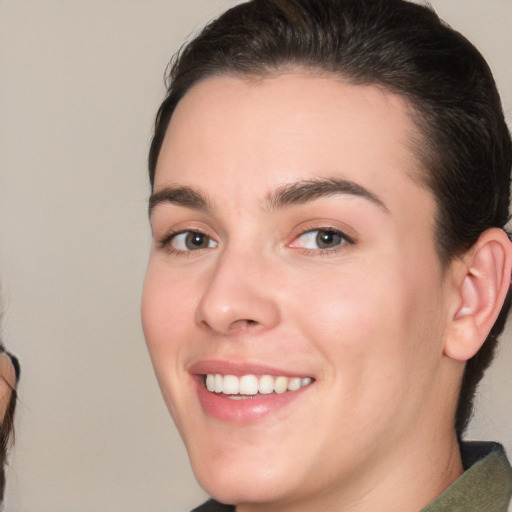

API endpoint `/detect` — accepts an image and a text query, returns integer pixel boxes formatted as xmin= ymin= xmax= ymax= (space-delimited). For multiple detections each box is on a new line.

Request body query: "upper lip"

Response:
xmin=188 ymin=359 xmax=314 ymax=378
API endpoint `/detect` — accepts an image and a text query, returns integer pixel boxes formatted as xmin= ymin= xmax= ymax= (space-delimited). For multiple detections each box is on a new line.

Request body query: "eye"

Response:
xmin=290 ymin=228 xmax=352 ymax=251
xmin=163 ymin=230 xmax=218 ymax=252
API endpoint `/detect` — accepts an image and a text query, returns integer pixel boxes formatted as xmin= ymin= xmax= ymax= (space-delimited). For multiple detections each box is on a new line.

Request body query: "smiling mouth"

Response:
xmin=204 ymin=373 xmax=314 ymax=399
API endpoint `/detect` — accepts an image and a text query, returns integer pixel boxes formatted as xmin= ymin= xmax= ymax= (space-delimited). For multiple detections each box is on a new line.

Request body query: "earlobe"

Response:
xmin=444 ymin=228 xmax=512 ymax=362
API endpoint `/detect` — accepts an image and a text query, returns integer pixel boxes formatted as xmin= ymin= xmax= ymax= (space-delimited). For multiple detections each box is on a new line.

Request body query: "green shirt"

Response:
xmin=422 ymin=442 xmax=512 ymax=512
xmin=193 ymin=442 xmax=512 ymax=512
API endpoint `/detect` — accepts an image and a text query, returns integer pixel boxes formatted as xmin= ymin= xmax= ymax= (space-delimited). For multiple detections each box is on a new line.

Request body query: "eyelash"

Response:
xmin=157 ymin=229 xmax=217 ymax=256
xmin=157 ymin=226 xmax=355 ymax=257
xmin=290 ymin=226 xmax=355 ymax=255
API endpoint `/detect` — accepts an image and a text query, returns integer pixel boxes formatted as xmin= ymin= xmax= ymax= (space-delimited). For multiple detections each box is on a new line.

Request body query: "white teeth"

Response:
xmin=204 ymin=373 xmax=313 ymax=395
xmin=258 ymin=375 xmax=274 ymax=394
xmin=215 ymin=374 xmax=223 ymax=393
xmin=239 ymin=375 xmax=259 ymax=395
xmin=223 ymin=375 xmax=239 ymax=395
xmin=288 ymin=377 xmax=302 ymax=391
xmin=206 ymin=374 xmax=215 ymax=392
xmin=274 ymin=376 xmax=288 ymax=394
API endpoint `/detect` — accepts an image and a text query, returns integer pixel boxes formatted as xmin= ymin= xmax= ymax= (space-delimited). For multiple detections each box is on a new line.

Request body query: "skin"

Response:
xmin=0 ymin=353 xmax=15 ymax=419
xmin=142 ymin=72 xmax=470 ymax=512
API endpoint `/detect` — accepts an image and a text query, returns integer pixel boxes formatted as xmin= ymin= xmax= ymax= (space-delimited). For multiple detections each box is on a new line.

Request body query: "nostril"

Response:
xmin=226 ymin=318 xmax=261 ymax=333
xmin=199 ymin=317 xmax=261 ymax=334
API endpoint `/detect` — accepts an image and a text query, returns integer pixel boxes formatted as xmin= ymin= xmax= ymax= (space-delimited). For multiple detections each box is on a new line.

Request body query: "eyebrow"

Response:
xmin=265 ymin=177 xmax=389 ymax=213
xmin=148 ymin=185 xmax=211 ymax=216
xmin=148 ymin=177 xmax=389 ymax=217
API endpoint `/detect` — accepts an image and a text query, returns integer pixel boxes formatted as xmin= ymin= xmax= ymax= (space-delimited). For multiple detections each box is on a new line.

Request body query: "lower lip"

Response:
xmin=195 ymin=378 xmax=311 ymax=424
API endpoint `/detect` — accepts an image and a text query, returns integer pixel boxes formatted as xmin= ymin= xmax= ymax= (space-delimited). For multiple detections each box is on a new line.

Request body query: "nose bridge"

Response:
xmin=196 ymin=241 xmax=280 ymax=334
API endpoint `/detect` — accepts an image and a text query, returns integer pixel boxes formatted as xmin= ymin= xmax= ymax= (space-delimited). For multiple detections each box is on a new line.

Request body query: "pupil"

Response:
xmin=186 ymin=232 xmax=207 ymax=249
xmin=316 ymin=231 xmax=341 ymax=249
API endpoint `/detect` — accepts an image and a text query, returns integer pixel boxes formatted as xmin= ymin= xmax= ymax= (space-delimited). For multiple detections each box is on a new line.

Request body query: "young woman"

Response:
xmin=142 ymin=1 xmax=512 ymax=510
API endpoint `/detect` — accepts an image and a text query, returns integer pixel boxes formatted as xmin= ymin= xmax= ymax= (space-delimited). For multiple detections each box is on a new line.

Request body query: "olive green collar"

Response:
xmin=422 ymin=442 xmax=512 ymax=512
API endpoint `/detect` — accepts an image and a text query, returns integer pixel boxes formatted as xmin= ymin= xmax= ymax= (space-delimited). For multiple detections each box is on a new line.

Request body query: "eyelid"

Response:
xmin=153 ymin=218 xmax=216 ymax=244
xmin=157 ymin=227 xmax=219 ymax=256
xmin=287 ymin=222 xmax=356 ymax=253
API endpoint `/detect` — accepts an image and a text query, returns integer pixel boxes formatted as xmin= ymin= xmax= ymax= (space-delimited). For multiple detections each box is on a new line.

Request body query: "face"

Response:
xmin=142 ymin=72 xmax=458 ymax=510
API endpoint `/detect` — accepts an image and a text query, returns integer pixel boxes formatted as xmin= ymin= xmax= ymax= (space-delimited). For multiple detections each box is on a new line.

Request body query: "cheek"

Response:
xmin=141 ymin=263 xmax=199 ymax=386
xmin=286 ymin=259 xmax=445 ymax=404
xmin=143 ymin=263 xmax=193 ymax=340
xmin=141 ymin=264 xmax=202 ymax=428
xmin=289 ymin=264 xmax=396 ymax=351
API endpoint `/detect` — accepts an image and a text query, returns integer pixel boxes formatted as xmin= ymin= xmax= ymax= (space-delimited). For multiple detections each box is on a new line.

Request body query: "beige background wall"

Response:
xmin=0 ymin=1 xmax=510 ymax=511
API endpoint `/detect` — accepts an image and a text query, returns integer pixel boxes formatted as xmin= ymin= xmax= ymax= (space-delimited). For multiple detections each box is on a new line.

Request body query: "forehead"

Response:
xmin=155 ymin=72 xmax=433 ymax=222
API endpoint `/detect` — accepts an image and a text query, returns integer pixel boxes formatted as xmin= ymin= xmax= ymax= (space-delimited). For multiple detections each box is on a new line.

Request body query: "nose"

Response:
xmin=195 ymin=248 xmax=280 ymax=335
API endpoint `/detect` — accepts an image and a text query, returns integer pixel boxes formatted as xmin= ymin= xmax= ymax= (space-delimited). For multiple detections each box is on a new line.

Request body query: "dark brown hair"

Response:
xmin=148 ymin=0 xmax=512 ymax=436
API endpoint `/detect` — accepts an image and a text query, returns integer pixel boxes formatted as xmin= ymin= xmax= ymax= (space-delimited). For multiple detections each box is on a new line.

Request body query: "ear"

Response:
xmin=444 ymin=228 xmax=512 ymax=362
xmin=0 ymin=353 xmax=17 ymax=420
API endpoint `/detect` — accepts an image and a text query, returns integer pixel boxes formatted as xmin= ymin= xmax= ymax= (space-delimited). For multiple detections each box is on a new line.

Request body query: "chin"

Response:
xmin=190 ymin=448 xmax=299 ymax=507
xmin=198 ymin=475 xmax=290 ymax=508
